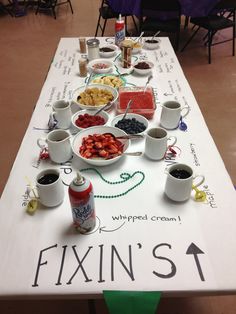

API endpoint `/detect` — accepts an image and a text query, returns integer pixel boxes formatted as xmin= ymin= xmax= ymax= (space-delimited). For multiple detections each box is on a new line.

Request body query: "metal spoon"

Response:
xmin=103 ymin=133 xmax=144 ymax=140
xmin=143 ymin=74 xmax=153 ymax=93
xmin=122 ymin=99 xmax=133 ymax=120
xmin=105 ymin=151 xmax=143 ymax=159
xmin=134 ymin=31 xmax=144 ymax=42
xmin=151 ymin=31 xmax=161 ymax=41
xmin=93 ymin=102 xmax=111 ymax=116
xmin=85 ymin=70 xmax=94 ymax=90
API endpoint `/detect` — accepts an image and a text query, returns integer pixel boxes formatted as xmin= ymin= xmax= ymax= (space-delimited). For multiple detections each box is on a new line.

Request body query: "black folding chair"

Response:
xmin=35 ymin=0 xmax=73 ymax=19
xmin=95 ymin=0 xmax=138 ymax=37
xmin=181 ymin=0 xmax=236 ymax=64
xmin=139 ymin=0 xmax=181 ymax=51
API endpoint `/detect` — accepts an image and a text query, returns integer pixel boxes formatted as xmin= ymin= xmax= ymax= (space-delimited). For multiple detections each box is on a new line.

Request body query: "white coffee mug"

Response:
xmin=36 ymin=169 xmax=64 ymax=207
xmin=164 ymin=163 xmax=205 ymax=202
xmin=37 ymin=129 xmax=72 ymax=164
xmin=52 ymin=100 xmax=72 ymax=129
xmin=145 ymin=127 xmax=177 ymax=160
xmin=160 ymin=101 xmax=190 ymax=129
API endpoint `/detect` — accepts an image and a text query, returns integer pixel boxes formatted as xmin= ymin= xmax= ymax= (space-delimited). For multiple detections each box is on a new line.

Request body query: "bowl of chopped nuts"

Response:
xmin=133 ymin=61 xmax=154 ymax=76
xmin=88 ymin=58 xmax=113 ymax=74
xmin=72 ymin=83 xmax=119 ymax=110
xmin=72 ymin=126 xmax=130 ymax=166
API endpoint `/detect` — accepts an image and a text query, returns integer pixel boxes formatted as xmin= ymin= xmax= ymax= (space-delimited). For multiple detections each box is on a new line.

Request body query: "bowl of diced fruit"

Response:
xmin=88 ymin=58 xmax=113 ymax=74
xmin=71 ymin=109 xmax=109 ymax=134
xmin=72 ymin=126 xmax=131 ymax=166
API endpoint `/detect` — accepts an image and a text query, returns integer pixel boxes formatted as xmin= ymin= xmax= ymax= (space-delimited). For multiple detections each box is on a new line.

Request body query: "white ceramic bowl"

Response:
xmin=132 ymin=42 xmax=143 ymax=54
xmin=71 ymin=109 xmax=109 ymax=133
xmin=99 ymin=44 xmax=118 ymax=58
xmin=87 ymin=58 xmax=113 ymax=74
xmin=133 ymin=61 xmax=154 ymax=76
xmin=111 ymin=113 xmax=148 ymax=135
xmin=91 ymin=74 xmax=126 ymax=89
xmin=72 ymin=126 xmax=130 ymax=166
xmin=144 ymin=38 xmax=160 ymax=50
xmin=72 ymin=83 xmax=118 ymax=110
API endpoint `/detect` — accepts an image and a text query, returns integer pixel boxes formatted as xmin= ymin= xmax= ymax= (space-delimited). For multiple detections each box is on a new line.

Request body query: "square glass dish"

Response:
xmin=117 ymin=86 xmax=156 ymax=119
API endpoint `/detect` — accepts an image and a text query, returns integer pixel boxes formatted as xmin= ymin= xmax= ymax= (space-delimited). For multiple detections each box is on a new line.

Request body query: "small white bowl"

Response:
xmin=144 ymin=38 xmax=160 ymax=50
xmin=99 ymin=44 xmax=118 ymax=58
xmin=133 ymin=61 xmax=154 ymax=76
xmin=111 ymin=113 xmax=148 ymax=135
xmin=71 ymin=109 xmax=109 ymax=133
xmin=88 ymin=58 xmax=113 ymax=74
xmin=72 ymin=83 xmax=118 ymax=110
xmin=132 ymin=42 xmax=143 ymax=54
xmin=72 ymin=126 xmax=130 ymax=166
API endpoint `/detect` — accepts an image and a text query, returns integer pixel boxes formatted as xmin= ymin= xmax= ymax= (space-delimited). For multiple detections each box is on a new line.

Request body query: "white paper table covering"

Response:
xmin=0 ymin=37 xmax=235 ymax=298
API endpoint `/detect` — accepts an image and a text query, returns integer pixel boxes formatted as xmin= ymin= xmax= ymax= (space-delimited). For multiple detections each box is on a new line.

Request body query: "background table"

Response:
xmin=0 ymin=37 xmax=236 ymax=299
xmin=108 ymin=0 xmax=220 ymax=17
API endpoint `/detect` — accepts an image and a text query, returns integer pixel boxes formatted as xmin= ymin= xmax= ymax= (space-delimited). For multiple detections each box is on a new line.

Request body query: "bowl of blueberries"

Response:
xmin=111 ymin=113 xmax=148 ymax=135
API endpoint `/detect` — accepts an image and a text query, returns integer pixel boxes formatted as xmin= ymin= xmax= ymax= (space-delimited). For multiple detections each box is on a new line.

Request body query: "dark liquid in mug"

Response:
xmin=170 ymin=169 xmax=191 ymax=179
xmin=38 ymin=173 xmax=59 ymax=185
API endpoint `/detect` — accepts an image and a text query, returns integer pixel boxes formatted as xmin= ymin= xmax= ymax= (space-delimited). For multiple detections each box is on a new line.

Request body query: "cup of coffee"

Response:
xmin=51 ymin=100 xmax=72 ymax=129
xmin=145 ymin=127 xmax=177 ymax=160
xmin=160 ymin=101 xmax=190 ymax=129
xmin=37 ymin=129 xmax=72 ymax=164
xmin=164 ymin=163 xmax=205 ymax=202
xmin=36 ymin=169 xmax=64 ymax=207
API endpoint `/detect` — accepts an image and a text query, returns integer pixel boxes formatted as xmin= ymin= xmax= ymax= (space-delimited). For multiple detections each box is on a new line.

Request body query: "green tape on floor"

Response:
xmin=103 ymin=290 xmax=161 ymax=314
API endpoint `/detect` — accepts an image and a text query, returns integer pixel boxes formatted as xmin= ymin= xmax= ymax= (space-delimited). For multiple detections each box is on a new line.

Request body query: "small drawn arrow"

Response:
xmin=186 ymin=243 xmax=205 ymax=281
xmin=99 ymin=221 xmax=126 ymax=233
xmin=163 ymin=92 xmax=173 ymax=96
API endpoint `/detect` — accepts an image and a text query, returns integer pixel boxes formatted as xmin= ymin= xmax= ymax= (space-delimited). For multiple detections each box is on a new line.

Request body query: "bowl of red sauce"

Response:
xmin=71 ymin=109 xmax=109 ymax=133
xmin=117 ymin=86 xmax=156 ymax=119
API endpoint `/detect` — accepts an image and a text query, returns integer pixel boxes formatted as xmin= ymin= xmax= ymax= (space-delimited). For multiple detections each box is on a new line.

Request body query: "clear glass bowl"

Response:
xmin=117 ymin=86 xmax=156 ymax=119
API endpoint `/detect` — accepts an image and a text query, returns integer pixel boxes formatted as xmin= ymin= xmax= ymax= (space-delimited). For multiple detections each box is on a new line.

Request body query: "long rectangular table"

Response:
xmin=0 ymin=37 xmax=236 ymax=299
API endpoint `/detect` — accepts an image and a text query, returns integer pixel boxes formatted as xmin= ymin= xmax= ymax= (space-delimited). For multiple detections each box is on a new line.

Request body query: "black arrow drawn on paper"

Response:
xmin=186 ymin=243 xmax=205 ymax=281
xmin=163 ymin=92 xmax=173 ymax=96
xmin=99 ymin=222 xmax=126 ymax=233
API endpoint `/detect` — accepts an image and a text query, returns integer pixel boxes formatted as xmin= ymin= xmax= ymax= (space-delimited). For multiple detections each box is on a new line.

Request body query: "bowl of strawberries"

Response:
xmin=72 ymin=126 xmax=131 ymax=166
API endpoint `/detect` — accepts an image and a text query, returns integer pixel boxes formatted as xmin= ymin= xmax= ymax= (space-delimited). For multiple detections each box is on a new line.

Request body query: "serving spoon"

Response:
xmin=134 ymin=31 xmax=144 ymax=42
xmin=151 ymin=30 xmax=161 ymax=41
xmin=93 ymin=102 xmax=112 ymax=116
xmin=143 ymin=74 xmax=153 ymax=93
xmin=122 ymin=99 xmax=133 ymax=120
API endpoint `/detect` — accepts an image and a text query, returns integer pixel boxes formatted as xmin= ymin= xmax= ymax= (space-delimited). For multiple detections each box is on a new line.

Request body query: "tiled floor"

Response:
xmin=0 ymin=0 xmax=236 ymax=313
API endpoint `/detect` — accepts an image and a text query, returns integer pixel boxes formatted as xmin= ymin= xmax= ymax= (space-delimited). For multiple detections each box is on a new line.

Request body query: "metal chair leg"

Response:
xmin=208 ymin=31 xmax=213 ymax=64
xmin=68 ymin=0 xmax=73 ymax=14
xmin=88 ymin=299 xmax=96 ymax=314
xmin=102 ymin=18 xmax=107 ymax=36
xmin=181 ymin=26 xmax=200 ymax=52
xmin=95 ymin=12 xmax=102 ymax=37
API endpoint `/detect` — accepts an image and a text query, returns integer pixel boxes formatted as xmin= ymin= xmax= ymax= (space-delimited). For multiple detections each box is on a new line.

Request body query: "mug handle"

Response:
xmin=167 ymin=135 xmax=177 ymax=147
xmin=37 ymin=138 xmax=47 ymax=149
xmin=193 ymin=175 xmax=205 ymax=187
xmin=181 ymin=106 xmax=190 ymax=118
